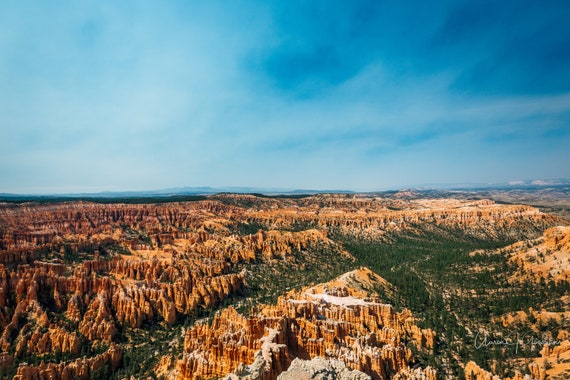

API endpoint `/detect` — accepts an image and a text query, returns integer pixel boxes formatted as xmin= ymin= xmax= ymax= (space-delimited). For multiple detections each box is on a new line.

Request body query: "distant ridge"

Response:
xmin=0 ymin=186 xmax=355 ymax=202
xmin=1 ymin=179 xmax=568 ymax=201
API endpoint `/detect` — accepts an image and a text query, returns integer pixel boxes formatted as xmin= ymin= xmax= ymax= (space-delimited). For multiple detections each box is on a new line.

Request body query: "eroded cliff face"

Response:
xmin=0 ymin=197 xmax=559 ymax=255
xmin=0 ymin=199 xmax=350 ymax=378
xmin=505 ymin=225 xmax=570 ymax=283
xmin=173 ymin=268 xmax=436 ymax=380
xmin=12 ymin=344 xmax=122 ymax=380
xmin=0 ymin=194 xmax=562 ymax=378
xmin=464 ymin=225 xmax=570 ymax=380
xmin=0 ymin=255 xmax=245 ymax=378
xmin=463 ymin=361 xmax=534 ymax=380
xmin=244 ymin=198 xmax=557 ymax=242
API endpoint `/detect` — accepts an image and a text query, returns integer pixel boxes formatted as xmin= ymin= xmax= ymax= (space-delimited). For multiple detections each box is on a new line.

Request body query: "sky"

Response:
xmin=1 ymin=0 xmax=569 ymax=194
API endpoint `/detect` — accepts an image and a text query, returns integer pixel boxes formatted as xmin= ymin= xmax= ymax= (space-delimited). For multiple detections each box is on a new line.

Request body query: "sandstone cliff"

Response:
xmin=463 ymin=361 xmax=536 ymax=380
xmin=174 ymin=268 xmax=436 ymax=380
xmin=12 ymin=344 xmax=122 ymax=380
xmin=0 ymin=198 xmax=560 ymax=256
xmin=466 ymin=225 xmax=570 ymax=380
xmin=506 ymin=225 xmax=570 ymax=283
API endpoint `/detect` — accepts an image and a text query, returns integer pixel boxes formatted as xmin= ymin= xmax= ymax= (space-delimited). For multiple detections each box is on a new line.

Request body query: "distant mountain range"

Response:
xmin=1 ymin=179 xmax=569 ymax=200
xmin=0 ymin=186 xmax=355 ymax=200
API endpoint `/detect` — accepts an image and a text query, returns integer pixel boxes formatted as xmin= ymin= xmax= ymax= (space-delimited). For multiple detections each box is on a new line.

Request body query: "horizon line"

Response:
xmin=1 ymin=178 xmax=569 ymax=198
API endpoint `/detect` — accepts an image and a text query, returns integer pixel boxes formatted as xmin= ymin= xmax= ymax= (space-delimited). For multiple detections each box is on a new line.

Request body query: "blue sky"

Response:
xmin=1 ymin=1 xmax=569 ymax=193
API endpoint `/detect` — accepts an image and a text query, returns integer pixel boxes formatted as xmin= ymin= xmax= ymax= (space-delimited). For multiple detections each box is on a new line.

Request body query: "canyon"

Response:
xmin=0 ymin=193 xmax=567 ymax=379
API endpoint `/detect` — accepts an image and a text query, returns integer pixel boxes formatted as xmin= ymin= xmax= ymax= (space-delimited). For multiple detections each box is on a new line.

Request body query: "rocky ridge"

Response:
xmin=505 ymin=225 xmax=570 ymax=283
xmin=0 ymin=198 xmax=559 ymax=255
xmin=464 ymin=225 xmax=570 ymax=380
xmin=170 ymin=268 xmax=436 ymax=380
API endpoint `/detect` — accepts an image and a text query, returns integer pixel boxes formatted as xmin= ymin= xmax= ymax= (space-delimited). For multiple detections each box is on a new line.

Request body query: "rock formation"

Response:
xmin=12 ymin=344 xmax=122 ymax=380
xmin=465 ymin=225 xmax=570 ymax=380
xmin=175 ymin=268 xmax=437 ymax=380
xmin=0 ymin=194 xmax=562 ymax=378
xmin=463 ymin=361 xmax=536 ymax=380
xmin=0 ymin=198 xmax=560 ymax=256
xmin=505 ymin=225 xmax=570 ymax=283
xmin=276 ymin=357 xmax=371 ymax=380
